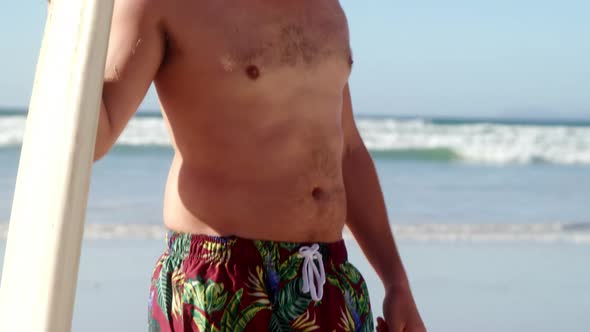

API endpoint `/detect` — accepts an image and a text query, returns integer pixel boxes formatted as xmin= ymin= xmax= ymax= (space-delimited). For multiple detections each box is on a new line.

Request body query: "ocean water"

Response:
xmin=1 ymin=109 xmax=589 ymax=237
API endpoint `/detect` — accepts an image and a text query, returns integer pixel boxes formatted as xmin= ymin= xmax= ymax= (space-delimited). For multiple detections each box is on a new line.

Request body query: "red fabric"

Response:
xmin=148 ymin=232 xmax=374 ymax=331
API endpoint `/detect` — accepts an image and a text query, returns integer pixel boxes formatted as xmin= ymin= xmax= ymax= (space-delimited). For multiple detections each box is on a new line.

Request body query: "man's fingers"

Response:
xmin=378 ymin=316 xmax=411 ymax=332
xmin=376 ymin=317 xmax=389 ymax=332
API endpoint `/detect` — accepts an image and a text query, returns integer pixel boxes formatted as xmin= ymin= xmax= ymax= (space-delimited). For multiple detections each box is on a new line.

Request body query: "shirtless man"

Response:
xmin=79 ymin=0 xmax=425 ymax=330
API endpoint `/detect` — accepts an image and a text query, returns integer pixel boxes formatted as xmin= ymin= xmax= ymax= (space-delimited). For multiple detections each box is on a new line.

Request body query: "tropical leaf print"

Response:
xmin=340 ymin=262 xmax=362 ymax=284
xmin=183 ymin=278 xmax=228 ymax=314
xmin=266 ymin=264 xmax=280 ymax=303
xmin=170 ymin=234 xmax=192 ymax=260
xmin=269 ymin=314 xmax=283 ymax=332
xmin=336 ymin=265 xmax=363 ymax=311
xmin=342 ymin=263 xmax=372 ymax=318
xmin=291 ymin=310 xmax=320 ymax=331
xmin=220 ymin=288 xmax=243 ymax=330
xmin=171 ymin=268 xmax=186 ymax=319
xmin=327 ymin=274 xmax=341 ymax=289
xmin=334 ymin=262 xmax=374 ymax=331
xmin=151 ymin=236 xmax=374 ymax=331
xmin=148 ymin=316 xmax=160 ymax=332
xmin=154 ymin=234 xmax=192 ymax=320
xmin=199 ymin=239 xmax=236 ymax=265
xmin=181 ymin=277 xmax=270 ymax=332
xmin=255 ymin=240 xmax=281 ymax=302
xmin=151 ymin=254 xmax=167 ymax=286
xmin=191 ymin=308 xmax=220 ymax=332
xmin=274 ymin=278 xmax=312 ymax=324
xmin=206 ymin=281 xmax=228 ymax=313
xmin=155 ymin=259 xmax=173 ymax=318
xmin=183 ymin=278 xmax=227 ymax=331
xmin=254 ymin=241 xmax=281 ymax=264
xmin=247 ymin=266 xmax=271 ymax=306
xmin=344 ymin=290 xmax=362 ymax=329
xmin=360 ymin=317 xmax=375 ymax=332
xmin=356 ymin=280 xmax=371 ymax=318
xmin=279 ymin=242 xmax=301 ymax=251
xmin=279 ymin=253 xmax=303 ymax=282
xmin=233 ymin=302 xmax=269 ymax=330
xmin=183 ymin=279 xmax=202 ymax=309
xmin=339 ymin=305 xmax=356 ymax=332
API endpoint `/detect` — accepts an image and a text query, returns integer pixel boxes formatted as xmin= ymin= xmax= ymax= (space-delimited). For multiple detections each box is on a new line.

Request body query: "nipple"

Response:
xmin=246 ymin=65 xmax=260 ymax=80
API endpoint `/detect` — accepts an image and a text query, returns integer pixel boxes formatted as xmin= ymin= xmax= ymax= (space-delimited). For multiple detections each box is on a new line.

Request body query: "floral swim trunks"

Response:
xmin=148 ymin=231 xmax=374 ymax=331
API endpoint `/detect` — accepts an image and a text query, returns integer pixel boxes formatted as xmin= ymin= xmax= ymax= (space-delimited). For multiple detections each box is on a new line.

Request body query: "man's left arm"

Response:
xmin=341 ymin=83 xmax=426 ymax=332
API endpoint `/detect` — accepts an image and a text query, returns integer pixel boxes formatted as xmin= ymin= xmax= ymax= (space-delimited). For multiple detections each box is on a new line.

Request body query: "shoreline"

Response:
xmin=1 ymin=222 xmax=589 ymax=243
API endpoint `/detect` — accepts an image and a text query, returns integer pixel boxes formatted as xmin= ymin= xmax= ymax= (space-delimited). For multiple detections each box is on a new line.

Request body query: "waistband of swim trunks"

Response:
xmin=165 ymin=230 xmax=348 ymax=265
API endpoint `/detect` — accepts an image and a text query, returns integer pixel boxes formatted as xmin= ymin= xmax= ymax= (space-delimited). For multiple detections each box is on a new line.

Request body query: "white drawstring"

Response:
xmin=298 ymin=244 xmax=326 ymax=302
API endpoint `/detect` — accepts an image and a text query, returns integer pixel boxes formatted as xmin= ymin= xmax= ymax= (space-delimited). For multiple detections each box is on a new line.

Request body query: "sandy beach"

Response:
xmin=2 ymin=238 xmax=588 ymax=332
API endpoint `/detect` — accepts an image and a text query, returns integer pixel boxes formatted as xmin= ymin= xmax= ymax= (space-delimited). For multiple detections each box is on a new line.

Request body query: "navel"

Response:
xmin=246 ymin=65 xmax=260 ymax=80
xmin=311 ymin=187 xmax=325 ymax=200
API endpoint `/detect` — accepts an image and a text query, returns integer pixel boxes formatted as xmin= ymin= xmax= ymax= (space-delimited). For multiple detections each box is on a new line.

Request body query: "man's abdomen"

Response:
xmin=162 ymin=148 xmax=347 ymax=242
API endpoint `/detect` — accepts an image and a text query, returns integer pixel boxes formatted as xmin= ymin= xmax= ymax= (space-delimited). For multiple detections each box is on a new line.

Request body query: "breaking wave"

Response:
xmin=2 ymin=112 xmax=590 ymax=165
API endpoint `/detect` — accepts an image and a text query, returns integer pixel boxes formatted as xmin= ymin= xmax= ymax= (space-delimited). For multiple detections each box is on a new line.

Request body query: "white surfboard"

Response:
xmin=0 ymin=0 xmax=114 ymax=331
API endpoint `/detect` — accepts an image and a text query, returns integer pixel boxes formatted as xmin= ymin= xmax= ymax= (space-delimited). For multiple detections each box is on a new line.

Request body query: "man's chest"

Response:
xmin=165 ymin=0 xmax=352 ymax=71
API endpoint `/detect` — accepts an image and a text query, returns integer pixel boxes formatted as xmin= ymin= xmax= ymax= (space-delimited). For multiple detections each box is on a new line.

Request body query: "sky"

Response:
xmin=0 ymin=0 xmax=588 ymax=119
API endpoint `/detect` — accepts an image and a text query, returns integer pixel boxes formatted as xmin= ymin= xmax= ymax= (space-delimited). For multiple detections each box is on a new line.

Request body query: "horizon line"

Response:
xmin=1 ymin=106 xmax=590 ymax=123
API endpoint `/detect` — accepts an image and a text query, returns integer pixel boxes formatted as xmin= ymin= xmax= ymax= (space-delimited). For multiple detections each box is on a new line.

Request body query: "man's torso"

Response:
xmin=153 ymin=0 xmax=353 ymax=242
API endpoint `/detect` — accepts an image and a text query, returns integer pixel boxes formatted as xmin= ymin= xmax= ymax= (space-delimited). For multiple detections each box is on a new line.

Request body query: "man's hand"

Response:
xmin=377 ymin=284 xmax=426 ymax=332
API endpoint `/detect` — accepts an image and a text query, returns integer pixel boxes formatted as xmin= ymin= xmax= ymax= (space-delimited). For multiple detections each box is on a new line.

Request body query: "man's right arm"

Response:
xmin=48 ymin=0 xmax=164 ymax=160
xmin=94 ymin=101 xmax=113 ymax=161
xmin=94 ymin=0 xmax=165 ymax=161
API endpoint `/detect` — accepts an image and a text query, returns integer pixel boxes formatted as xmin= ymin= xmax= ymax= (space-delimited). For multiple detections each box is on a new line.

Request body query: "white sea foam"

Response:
xmin=117 ymin=117 xmax=171 ymax=146
xmin=357 ymin=119 xmax=590 ymax=165
xmin=2 ymin=114 xmax=590 ymax=165
xmin=0 ymin=115 xmax=172 ymax=148
xmin=0 ymin=116 xmax=26 ymax=147
xmin=1 ymin=223 xmax=589 ymax=243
